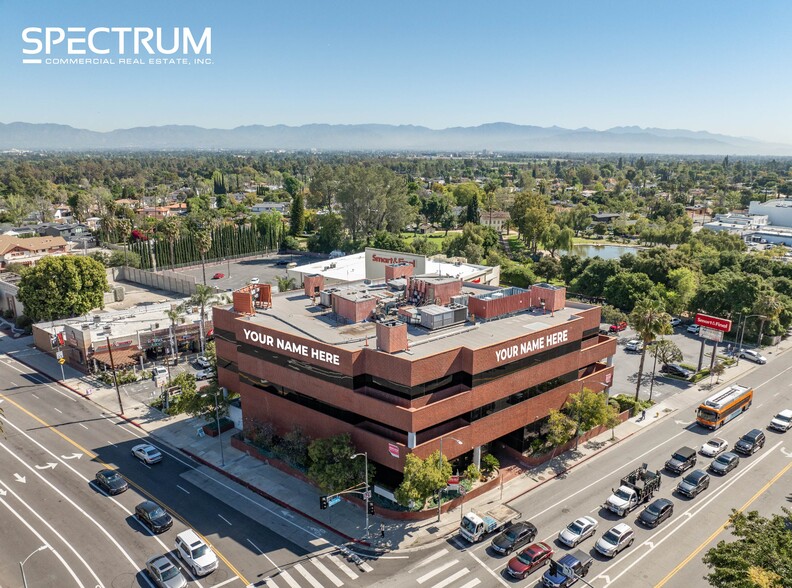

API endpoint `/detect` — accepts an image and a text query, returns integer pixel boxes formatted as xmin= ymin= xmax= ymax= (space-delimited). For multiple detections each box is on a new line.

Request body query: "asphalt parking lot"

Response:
xmin=604 ymin=321 xmax=744 ymax=402
xmin=173 ymin=253 xmax=319 ymax=292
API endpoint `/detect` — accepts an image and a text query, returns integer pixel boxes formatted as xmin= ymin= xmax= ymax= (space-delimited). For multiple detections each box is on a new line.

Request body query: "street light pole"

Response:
xmin=213 ymin=388 xmax=225 ymax=467
xmin=350 ymin=452 xmax=369 ymax=538
xmin=437 ymin=435 xmax=462 ymax=522
xmin=738 ymin=314 xmax=766 ymax=360
xmin=20 ymin=545 xmax=48 ymax=588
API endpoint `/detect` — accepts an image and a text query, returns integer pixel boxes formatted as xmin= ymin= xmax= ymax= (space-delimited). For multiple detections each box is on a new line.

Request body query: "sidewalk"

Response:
xmin=2 ymin=331 xmax=789 ymax=554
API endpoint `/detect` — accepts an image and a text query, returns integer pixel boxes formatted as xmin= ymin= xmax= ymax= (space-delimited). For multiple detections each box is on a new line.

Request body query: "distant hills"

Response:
xmin=1 ymin=121 xmax=790 ymax=155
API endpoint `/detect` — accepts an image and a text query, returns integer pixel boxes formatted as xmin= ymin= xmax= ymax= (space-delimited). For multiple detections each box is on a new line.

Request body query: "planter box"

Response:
xmin=203 ymin=418 xmax=234 ymax=437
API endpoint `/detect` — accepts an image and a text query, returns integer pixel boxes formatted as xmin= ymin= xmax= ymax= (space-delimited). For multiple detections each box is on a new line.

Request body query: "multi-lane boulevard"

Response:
xmin=0 ymin=352 xmax=376 ymax=588
xmin=372 ymin=350 xmax=792 ymax=588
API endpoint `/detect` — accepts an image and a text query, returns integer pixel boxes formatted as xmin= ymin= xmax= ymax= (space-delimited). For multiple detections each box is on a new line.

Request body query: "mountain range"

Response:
xmin=1 ymin=121 xmax=790 ymax=155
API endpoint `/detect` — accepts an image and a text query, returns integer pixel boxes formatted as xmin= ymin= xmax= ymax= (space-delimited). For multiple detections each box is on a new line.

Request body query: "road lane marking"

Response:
xmin=177 ymin=485 xmax=191 ymax=494
xmin=417 ymin=560 xmax=458 ymax=583
xmin=294 ymin=563 xmax=323 ymax=588
xmin=310 ymin=557 xmax=344 ymax=587
xmin=219 ymin=513 xmax=232 ymax=525
xmin=0 ymin=483 xmax=94 ymax=588
xmin=79 ymin=423 xmax=89 ymax=429
xmin=278 ymin=571 xmax=301 ymax=588
xmin=326 ymin=553 xmax=359 ymax=579
xmin=654 ymin=456 xmax=792 ymax=587
xmin=211 ymin=577 xmax=239 ymax=588
xmin=593 ymin=440 xmax=783 ymax=586
xmin=409 ymin=549 xmax=448 ymax=572
xmin=31 ymin=393 xmax=39 ymax=399
xmin=53 ymin=407 xmax=62 ymax=413
xmin=465 ymin=549 xmax=509 ymax=587
xmin=432 ymin=568 xmax=470 ymax=588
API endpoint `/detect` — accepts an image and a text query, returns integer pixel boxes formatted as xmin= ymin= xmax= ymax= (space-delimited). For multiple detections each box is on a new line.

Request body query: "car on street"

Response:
xmin=676 ymin=469 xmax=710 ymax=498
xmin=249 ymin=277 xmax=260 ymax=284
xmin=670 ymin=317 xmax=682 ymax=327
xmin=660 ymin=363 xmax=693 ymax=379
xmin=687 ymin=324 xmax=700 ymax=334
xmin=195 ymin=356 xmax=211 ymax=369
xmin=735 ymin=429 xmax=766 ymax=455
xmin=739 ymin=349 xmax=767 ymax=364
xmin=94 ymin=469 xmax=128 ymax=495
xmin=135 ymin=500 xmax=173 ymax=533
xmin=665 ymin=446 xmax=697 ymax=474
xmin=152 ymin=366 xmax=168 ymax=380
xmin=131 ymin=443 xmax=162 ymax=464
xmin=700 ymin=437 xmax=729 ymax=457
xmin=145 ymin=555 xmax=187 ymax=588
xmin=638 ymin=498 xmax=674 ymax=528
xmin=274 ymin=260 xmax=289 ymax=266
xmin=175 ymin=529 xmax=219 ymax=576
xmin=595 ymin=523 xmax=634 ymax=557
xmin=490 ymin=521 xmax=538 ymax=555
xmin=195 ymin=368 xmax=214 ymax=380
xmin=609 ymin=321 xmax=628 ymax=333
xmin=769 ymin=409 xmax=792 ymax=432
xmin=558 ymin=516 xmax=598 ymax=547
xmin=506 ymin=542 xmax=554 ymax=580
xmin=709 ymin=451 xmax=740 ymax=475
xmin=211 ymin=272 xmax=224 ymax=280
xmin=625 ymin=339 xmax=643 ymax=353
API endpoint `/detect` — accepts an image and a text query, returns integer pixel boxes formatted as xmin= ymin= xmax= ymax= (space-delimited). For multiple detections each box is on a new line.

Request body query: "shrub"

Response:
xmin=3 ymin=309 xmax=13 ymax=319
xmin=273 ymin=426 xmax=310 ymax=468
xmin=611 ymin=393 xmax=653 ymax=413
xmin=463 ymin=463 xmax=481 ymax=483
xmin=481 ymin=453 xmax=500 ymax=476
xmin=250 ymin=420 xmax=277 ymax=451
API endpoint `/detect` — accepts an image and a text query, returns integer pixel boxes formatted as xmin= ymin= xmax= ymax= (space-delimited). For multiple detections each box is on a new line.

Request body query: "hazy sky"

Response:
xmin=2 ymin=1 xmax=792 ymax=143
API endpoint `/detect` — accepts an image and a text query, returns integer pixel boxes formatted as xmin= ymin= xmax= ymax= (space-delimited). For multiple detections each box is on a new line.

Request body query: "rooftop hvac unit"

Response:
xmin=93 ymin=315 xmax=101 ymax=324
xmin=81 ymin=323 xmax=90 ymax=330
xmin=102 ymin=325 xmax=112 ymax=332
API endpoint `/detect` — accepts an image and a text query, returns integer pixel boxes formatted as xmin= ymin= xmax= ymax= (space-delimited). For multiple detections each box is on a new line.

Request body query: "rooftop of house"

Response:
xmin=230 ymin=280 xmax=594 ymax=359
xmin=0 ymin=235 xmax=69 ymax=255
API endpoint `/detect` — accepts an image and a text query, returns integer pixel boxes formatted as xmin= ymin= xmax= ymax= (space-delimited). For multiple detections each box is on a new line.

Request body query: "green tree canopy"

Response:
xmin=307 ymin=433 xmax=371 ymax=494
xmin=18 ymin=256 xmax=109 ymax=321
xmin=395 ymin=451 xmax=452 ymax=509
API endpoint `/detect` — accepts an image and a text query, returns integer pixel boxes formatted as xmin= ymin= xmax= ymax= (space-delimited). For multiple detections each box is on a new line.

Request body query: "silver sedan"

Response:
xmin=558 ymin=515 xmax=598 ymax=547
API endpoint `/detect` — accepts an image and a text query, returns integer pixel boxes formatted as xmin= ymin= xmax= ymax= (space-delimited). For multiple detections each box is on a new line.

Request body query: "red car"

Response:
xmin=609 ymin=321 xmax=628 ymax=333
xmin=507 ymin=542 xmax=554 ymax=580
xmin=212 ymin=272 xmax=225 ymax=279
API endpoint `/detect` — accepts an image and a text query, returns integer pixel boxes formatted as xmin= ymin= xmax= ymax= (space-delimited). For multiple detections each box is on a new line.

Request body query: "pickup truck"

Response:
xmin=605 ymin=464 xmax=661 ymax=516
xmin=541 ymin=550 xmax=593 ymax=588
xmin=459 ymin=505 xmax=521 ymax=543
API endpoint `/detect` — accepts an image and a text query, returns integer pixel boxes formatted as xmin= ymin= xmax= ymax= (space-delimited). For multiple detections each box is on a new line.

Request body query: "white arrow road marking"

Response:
xmin=600 ymin=575 xmax=612 ymax=585
xmin=781 ymin=447 xmax=792 ymax=458
xmin=61 ymin=453 xmax=82 ymax=460
xmin=0 ymin=488 xmax=6 ymax=496
xmin=35 ymin=463 xmax=57 ymax=470
xmin=674 ymin=419 xmax=692 ymax=425
xmin=645 ymin=541 xmax=655 ymax=549
xmin=14 ymin=473 xmax=25 ymax=483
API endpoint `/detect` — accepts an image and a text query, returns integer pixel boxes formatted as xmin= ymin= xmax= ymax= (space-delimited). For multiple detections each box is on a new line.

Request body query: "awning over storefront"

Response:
xmin=92 ymin=347 xmax=141 ymax=369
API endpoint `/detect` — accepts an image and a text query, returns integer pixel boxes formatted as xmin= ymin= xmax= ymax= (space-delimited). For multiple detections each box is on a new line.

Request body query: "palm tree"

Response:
xmin=754 ymin=294 xmax=783 ymax=347
xmin=629 ymin=299 xmax=672 ymax=404
xmin=165 ymin=305 xmax=183 ymax=365
xmin=194 ymin=226 xmax=213 ymax=286
xmin=159 ymin=217 xmax=181 ymax=270
xmin=276 ymin=275 xmax=296 ymax=293
xmin=191 ymin=285 xmax=217 ymax=353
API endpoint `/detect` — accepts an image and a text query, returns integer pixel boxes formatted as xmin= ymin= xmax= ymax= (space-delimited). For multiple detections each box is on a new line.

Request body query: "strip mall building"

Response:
xmin=215 ymin=261 xmax=616 ymax=485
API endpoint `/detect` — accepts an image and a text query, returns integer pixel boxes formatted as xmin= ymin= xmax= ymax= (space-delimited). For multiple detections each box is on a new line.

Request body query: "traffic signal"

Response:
xmin=367 ymin=501 xmax=375 ymax=516
xmin=320 ymin=495 xmax=328 ymax=510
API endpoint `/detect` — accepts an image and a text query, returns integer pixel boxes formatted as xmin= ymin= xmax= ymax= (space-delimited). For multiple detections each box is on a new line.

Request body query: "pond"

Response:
xmin=572 ymin=243 xmax=640 ymax=260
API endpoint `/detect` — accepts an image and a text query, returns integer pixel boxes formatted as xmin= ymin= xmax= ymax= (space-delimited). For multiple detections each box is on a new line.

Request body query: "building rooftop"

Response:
xmin=232 ymin=281 xmax=594 ymax=359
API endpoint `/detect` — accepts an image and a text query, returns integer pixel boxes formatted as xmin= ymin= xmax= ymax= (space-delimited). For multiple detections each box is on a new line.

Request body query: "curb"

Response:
xmin=179 ymin=447 xmax=371 ymax=548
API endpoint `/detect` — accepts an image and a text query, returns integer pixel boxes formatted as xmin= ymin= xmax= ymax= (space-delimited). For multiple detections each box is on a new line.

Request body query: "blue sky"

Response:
xmin=2 ymin=0 xmax=792 ymax=143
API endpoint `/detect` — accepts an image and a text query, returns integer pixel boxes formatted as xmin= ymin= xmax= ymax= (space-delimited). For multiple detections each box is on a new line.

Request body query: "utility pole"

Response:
xmin=106 ymin=336 xmax=124 ymax=415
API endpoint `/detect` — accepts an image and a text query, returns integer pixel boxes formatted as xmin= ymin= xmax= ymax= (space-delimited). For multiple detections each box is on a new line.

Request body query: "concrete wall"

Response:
xmin=117 ymin=266 xmax=220 ymax=297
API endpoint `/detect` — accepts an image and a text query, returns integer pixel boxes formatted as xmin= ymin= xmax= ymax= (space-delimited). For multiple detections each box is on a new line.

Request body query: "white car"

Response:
xmin=195 ymin=356 xmax=211 ymax=369
xmin=769 ymin=409 xmax=792 ymax=432
xmin=195 ymin=369 xmax=214 ymax=381
xmin=175 ymin=529 xmax=218 ymax=576
xmin=249 ymin=277 xmax=260 ymax=284
xmin=687 ymin=324 xmax=700 ymax=334
xmin=152 ymin=366 xmax=168 ymax=380
xmin=625 ymin=339 xmax=643 ymax=353
xmin=739 ymin=349 xmax=767 ymax=364
xmin=700 ymin=437 xmax=729 ymax=457
xmin=558 ymin=516 xmax=598 ymax=547
xmin=670 ymin=318 xmax=682 ymax=327
xmin=595 ymin=523 xmax=635 ymax=557
xmin=132 ymin=444 xmax=162 ymax=464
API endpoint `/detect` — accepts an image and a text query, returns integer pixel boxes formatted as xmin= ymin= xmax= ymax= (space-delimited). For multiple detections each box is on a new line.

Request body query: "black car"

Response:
xmin=638 ymin=498 xmax=674 ymax=528
xmin=274 ymin=260 xmax=289 ymax=266
xmin=665 ymin=446 xmax=697 ymax=474
xmin=734 ymin=429 xmax=766 ymax=455
xmin=135 ymin=501 xmax=173 ymax=534
xmin=709 ymin=452 xmax=740 ymax=475
xmin=660 ymin=363 xmax=693 ymax=378
xmin=94 ymin=469 xmax=128 ymax=495
xmin=491 ymin=522 xmax=538 ymax=555
xmin=676 ymin=469 xmax=710 ymax=498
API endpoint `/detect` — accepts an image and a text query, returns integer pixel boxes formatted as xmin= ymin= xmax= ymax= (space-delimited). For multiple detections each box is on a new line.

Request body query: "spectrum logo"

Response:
xmin=21 ymin=26 xmax=213 ymax=66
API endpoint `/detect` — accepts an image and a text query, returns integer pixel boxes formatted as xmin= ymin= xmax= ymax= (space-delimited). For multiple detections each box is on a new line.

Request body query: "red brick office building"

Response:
xmin=214 ymin=269 xmax=616 ymax=483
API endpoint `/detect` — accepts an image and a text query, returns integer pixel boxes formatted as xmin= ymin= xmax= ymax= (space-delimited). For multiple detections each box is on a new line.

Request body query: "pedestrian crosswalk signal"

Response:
xmin=320 ymin=495 xmax=328 ymax=510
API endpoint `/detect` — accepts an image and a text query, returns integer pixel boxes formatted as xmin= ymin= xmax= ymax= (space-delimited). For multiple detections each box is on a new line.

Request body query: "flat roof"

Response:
xmin=233 ymin=283 xmax=594 ymax=359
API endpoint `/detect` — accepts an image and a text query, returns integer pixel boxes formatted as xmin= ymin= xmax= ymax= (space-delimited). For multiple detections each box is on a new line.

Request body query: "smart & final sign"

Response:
xmin=242 ymin=328 xmax=340 ymax=366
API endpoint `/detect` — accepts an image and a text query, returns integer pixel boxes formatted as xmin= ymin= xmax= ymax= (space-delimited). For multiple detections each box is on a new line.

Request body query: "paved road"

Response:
xmin=371 ymin=347 xmax=792 ymax=588
xmin=0 ymin=353 xmax=377 ymax=588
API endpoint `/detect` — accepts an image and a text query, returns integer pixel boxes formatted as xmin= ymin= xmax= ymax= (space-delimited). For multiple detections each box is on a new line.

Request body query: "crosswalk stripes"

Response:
xmin=416 ymin=560 xmax=459 ymax=584
xmin=295 ymin=563 xmax=325 ymax=588
xmin=431 ymin=569 xmax=472 ymax=588
xmin=457 ymin=580 xmax=482 ymax=588
xmin=408 ymin=549 xmax=448 ymax=573
xmin=310 ymin=557 xmax=344 ymax=587
xmin=325 ymin=553 xmax=359 ymax=580
xmin=257 ymin=552 xmax=364 ymax=588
